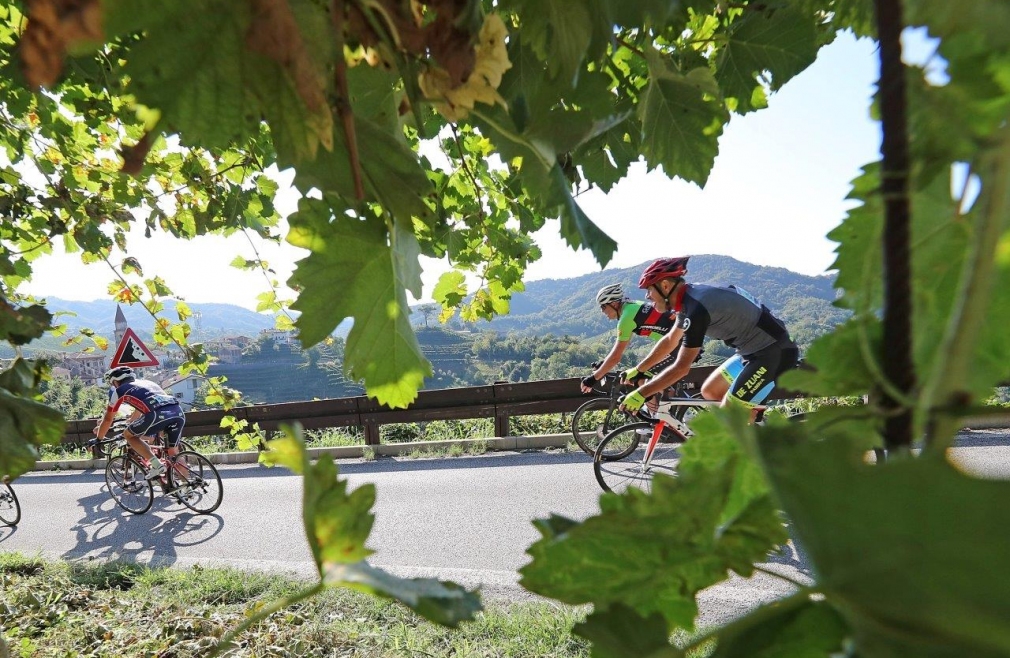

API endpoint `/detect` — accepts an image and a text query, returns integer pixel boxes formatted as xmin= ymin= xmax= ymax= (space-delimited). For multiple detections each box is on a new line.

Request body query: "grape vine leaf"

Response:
xmin=759 ymin=430 xmax=1010 ymax=658
xmin=260 ymin=425 xmax=482 ymax=627
xmin=503 ymin=0 xmax=592 ymax=87
xmin=287 ymin=198 xmax=430 ymax=408
xmin=105 ymin=1 xmax=260 ymax=149
xmin=0 ymin=298 xmax=51 ymax=346
xmin=573 ymin=604 xmax=671 ymax=658
xmin=639 ymin=58 xmax=728 ymax=186
xmin=0 ymin=359 xmax=65 ymax=479
xmin=521 ymin=407 xmax=786 ymax=630
xmin=704 ymin=597 xmax=849 ymax=658
xmin=715 ymin=5 xmax=819 ymax=114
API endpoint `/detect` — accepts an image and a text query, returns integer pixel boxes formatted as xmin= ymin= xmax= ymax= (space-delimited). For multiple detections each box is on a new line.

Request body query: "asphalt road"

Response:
xmin=3 ymin=429 xmax=1008 ymax=626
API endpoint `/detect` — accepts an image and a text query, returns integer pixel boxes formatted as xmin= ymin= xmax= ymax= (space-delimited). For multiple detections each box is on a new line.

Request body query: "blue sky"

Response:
xmin=26 ymin=32 xmax=884 ymax=310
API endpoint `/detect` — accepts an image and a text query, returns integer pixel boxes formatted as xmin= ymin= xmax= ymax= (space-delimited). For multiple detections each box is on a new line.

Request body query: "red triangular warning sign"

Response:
xmin=110 ymin=327 xmax=160 ymax=368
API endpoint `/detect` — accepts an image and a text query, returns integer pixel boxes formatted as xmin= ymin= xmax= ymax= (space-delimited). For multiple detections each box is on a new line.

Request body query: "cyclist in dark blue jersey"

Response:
xmin=92 ymin=365 xmax=186 ymax=480
xmin=620 ymin=257 xmax=799 ymax=418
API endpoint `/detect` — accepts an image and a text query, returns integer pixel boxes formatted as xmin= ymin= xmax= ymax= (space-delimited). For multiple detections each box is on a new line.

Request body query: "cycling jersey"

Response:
xmin=671 ymin=284 xmax=792 ymax=356
xmin=108 ymin=378 xmax=186 ymax=447
xmin=107 ymin=378 xmax=180 ymax=414
xmin=667 ymin=283 xmax=797 ymax=406
xmin=616 ymin=301 xmax=676 ymax=342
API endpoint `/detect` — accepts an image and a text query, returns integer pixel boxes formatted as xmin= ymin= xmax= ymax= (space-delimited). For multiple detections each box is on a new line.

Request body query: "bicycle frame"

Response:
xmin=638 ymin=398 xmax=720 ymax=469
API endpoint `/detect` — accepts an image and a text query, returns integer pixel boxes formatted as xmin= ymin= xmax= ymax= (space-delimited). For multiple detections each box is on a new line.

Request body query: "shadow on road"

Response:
xmin=61 ymin=486 xmax=224 ymax=567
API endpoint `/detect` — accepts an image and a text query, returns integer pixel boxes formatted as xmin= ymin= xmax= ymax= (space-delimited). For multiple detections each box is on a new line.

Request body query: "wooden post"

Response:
xmin=363 ymin=420 xmax=381 ymax=446
xmin=495 ymin=411 xmax=510 ymax=438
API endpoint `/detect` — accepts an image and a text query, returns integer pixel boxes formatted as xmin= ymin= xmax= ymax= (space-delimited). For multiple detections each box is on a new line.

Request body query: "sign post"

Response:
xmin=109 ymin=327 xmax=160 ymax=368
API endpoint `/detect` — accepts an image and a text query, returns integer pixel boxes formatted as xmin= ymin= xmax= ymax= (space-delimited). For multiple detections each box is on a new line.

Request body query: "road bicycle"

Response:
xmin=0 ymin=478 xmax=20 ymax=527
xmin=97 ymin=429 xmax=223 ymax=515
xmin=593 ymin=395 xmax=717 ymax=493
xmin=593 ymin=396 xmax=806 ymax=494
xmin=86 ymin=419 xmax=195 ymax=459
xmin=572 ymin=369 xmax=699 ymax=456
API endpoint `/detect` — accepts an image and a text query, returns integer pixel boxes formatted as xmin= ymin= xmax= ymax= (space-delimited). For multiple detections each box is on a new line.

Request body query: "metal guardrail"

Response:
xmin=62 ymin=365 xmax=801 ymax=446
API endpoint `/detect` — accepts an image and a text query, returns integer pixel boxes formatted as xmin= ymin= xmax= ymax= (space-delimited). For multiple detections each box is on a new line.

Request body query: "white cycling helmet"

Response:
xmin=596 ymin=283 xmax=626 ymax=306
xmin=103 ymin=365 xmax=135 ymax=385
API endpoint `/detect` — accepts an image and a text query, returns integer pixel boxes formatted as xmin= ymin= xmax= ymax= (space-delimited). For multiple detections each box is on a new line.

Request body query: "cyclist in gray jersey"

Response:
xmin=620 ymin=256 xmax=799 ymax=418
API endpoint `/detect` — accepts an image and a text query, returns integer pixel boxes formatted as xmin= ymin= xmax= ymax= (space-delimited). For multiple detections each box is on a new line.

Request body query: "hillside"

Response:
xmin=12 ymin=257 xmax=849 ymax=401
xmin=32 ymin=298 xmax=279 ymax=339
xmin=428 ymin=255 xmax=845 ymax=346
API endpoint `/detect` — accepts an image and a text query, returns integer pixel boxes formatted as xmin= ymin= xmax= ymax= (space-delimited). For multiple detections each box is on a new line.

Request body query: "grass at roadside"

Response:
xmin=0 ymin=553 xmax=590 ymax=657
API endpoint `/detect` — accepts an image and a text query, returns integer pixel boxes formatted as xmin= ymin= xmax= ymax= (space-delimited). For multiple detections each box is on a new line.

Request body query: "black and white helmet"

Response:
xmin=596 ymin=284 xmax=626 ymax=306
xmin=103 ymin=365 xmax=135 ymax=385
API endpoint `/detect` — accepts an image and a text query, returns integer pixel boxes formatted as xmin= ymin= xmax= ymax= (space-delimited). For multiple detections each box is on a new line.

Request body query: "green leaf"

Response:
xmin=708 ymin=596 xmax=849 ymax=658
xmin=523 ymin=163 xmax=618 ymax=268
xmin=608 ymin=0 xmax=693 ymax=30
xmin=432 ymin=270 xmax=467 ymax=308
xmin=323 ymin=561 xmax=482 ymax=628
xmin=262 ymin=426 xmax=481 ymax=627
xmin=287 ymin=198 xmax=431 ymax=407
xmin=778 ymin=317 xmax=880 ymax=398
xmin=639 ymin=61 xmax=728 ymax=185
xmin=521 ymin=410 xmax=786 ymax=630
xmin=573 ymin=604 xmax=672 ymax=658
xmin=506 ymin=0 xmax=592 ymax=86
xmin=715 ymin=6 xmax=819 ymax=114
xmin=291 ymin=115 xmax=433 ymax=225
xmin=109 ymin=1 xmax=260 ymax=149
xmin=906 ymin=0 xmax=1010 ymax=51
xmin=0 ymin=299 xmax=51 ymax=346
xmin=759 ymin=429 xmax=1010 ymax=658
xmin=826 ymin=166 xmax=883 ymax=313
xmin=578 ymin=144 xmax=626 ymax=193
xmin=0 ymin=359 xmax=65 ymax=479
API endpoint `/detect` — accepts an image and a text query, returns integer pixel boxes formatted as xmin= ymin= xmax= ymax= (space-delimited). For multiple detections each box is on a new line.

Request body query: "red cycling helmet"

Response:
xmin=638 ymin=257 xmax=690 ymax=288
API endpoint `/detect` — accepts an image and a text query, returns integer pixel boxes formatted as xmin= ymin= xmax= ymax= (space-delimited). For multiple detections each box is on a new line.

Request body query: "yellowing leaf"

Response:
xmin=418 ymin=13 xmax=512 ymax=121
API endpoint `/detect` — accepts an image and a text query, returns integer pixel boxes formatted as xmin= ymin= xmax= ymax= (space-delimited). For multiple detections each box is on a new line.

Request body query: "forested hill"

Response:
xmin=445 ymin=255 xmax=846 ymax=346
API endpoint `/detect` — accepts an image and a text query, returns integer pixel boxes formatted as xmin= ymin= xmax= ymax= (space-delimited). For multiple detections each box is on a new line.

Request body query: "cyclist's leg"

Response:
xmin=702 ymin=354 xmax=743 ymax=401
xmin=125 ymin=411 xmax=159 ymax=464
xmin=145 ymin=407 xmax=186 ymax=461
xmin=726 ymin=343 xmax=794 ymax=419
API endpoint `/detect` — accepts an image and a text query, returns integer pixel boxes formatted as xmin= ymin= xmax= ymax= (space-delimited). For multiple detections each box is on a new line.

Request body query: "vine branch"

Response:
xmin=874 ymin=0 xmax=915 ymax=450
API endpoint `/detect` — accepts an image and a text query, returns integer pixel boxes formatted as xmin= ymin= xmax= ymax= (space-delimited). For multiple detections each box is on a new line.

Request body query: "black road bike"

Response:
xmin=0 ymin=479 xmax=20 ymax=527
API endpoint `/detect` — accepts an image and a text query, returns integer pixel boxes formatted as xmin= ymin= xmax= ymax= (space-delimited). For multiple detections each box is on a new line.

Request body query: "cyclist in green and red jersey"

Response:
xmin=580 ymin=283 xmax=685 ymax=394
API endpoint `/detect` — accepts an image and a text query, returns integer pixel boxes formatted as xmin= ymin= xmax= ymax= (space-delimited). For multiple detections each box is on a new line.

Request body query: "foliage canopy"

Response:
xmin=3 ymin=0 xmax=1010 ymax=655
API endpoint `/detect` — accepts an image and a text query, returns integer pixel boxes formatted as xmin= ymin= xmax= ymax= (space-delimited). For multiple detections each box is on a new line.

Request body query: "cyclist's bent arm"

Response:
xmin=637 ymin=345 xmax=702 ymax=398
xmin=593 ymin=339 xmax=629 ymax=380
xmin=93 ymin=408 xmax=116 ymax=439
xmin=635 ymin=327 xmax=684 ymax=375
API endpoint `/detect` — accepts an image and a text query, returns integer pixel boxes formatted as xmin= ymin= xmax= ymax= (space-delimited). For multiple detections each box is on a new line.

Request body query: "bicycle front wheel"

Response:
xmin=572 ymin=397 xmax=632 ymax=456
xmin=594 ymin=422 xmax=682 ymax=494
xmin=105 ymin=455 xmax=154 ymax=514
xmin=170 ymin=451 xmax=223 ymax=514
xmin=0 ymin=483 xmax=21 ymax=526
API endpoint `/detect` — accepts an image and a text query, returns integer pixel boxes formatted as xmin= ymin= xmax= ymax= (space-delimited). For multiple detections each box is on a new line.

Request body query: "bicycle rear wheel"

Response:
xmin=572 ymin=397 xmax=630 ymax=456
xmin=170 ymin=451 xmax=223 ymax=514
xmin=594 ymin=422 xmax=682 ymax=494
xmin=0 ymin=483 xmax=20 ymax=526
xmin=105 ymin=454 xmax=154 ymax=514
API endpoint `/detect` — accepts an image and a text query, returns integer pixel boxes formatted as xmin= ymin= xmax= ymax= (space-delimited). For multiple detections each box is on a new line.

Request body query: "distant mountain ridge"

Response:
xmin=36 ymin=298 xmax=279 ymax=340
xmin=29 ymin=255 xmax=844 ymax=352
xmin=427 ymin=255 xmax=846 ymax=344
